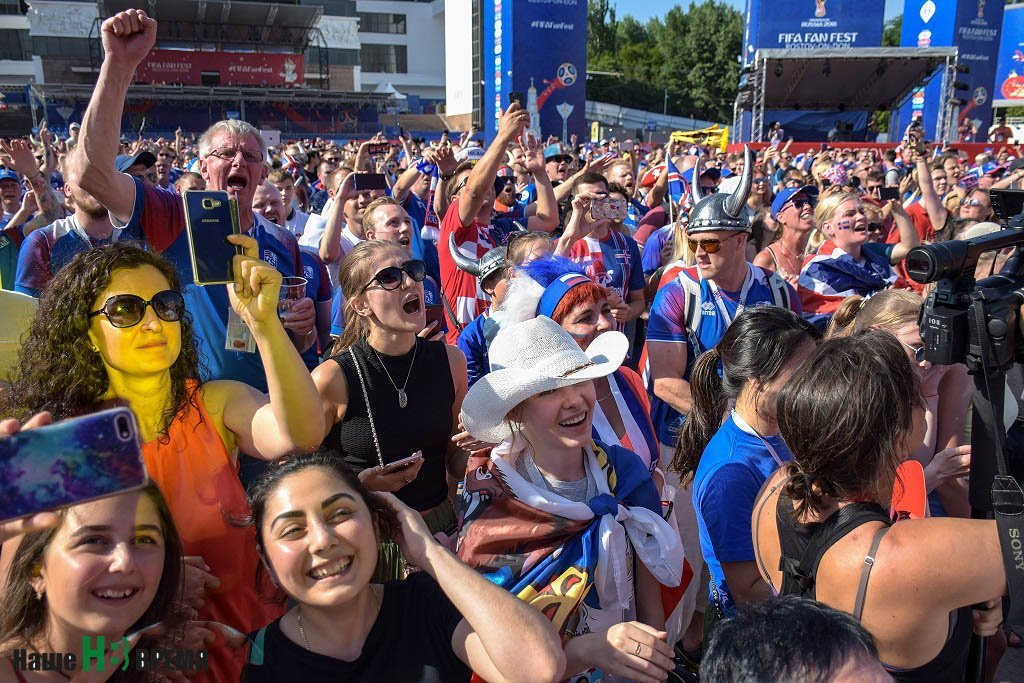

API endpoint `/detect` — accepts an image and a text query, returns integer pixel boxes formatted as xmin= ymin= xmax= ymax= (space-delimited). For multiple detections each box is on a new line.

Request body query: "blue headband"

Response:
xmin=536 ymin=273 xmax=592 ymax=319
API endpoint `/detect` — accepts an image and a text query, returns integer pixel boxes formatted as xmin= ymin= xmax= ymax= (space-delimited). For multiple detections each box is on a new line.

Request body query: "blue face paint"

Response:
xmin=836 ymin=219 xmax=854 ymax=231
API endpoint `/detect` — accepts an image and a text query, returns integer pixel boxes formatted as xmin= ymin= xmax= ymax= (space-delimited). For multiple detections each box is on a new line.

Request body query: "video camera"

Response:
xmin=906 ymin=189 xmax=1024 ymax=512
xmin=906 ymin=189 xmax=1024 ymax=680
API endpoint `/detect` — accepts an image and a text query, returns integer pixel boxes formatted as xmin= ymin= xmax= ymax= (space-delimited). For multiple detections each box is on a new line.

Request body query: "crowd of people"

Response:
xmin=1 ymin=7 xmax=1024 ymax=683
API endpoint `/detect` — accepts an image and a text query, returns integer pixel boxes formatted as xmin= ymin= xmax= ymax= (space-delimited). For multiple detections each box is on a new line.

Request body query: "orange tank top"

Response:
xmin=142 ymin=381 xmax=283 ymax=683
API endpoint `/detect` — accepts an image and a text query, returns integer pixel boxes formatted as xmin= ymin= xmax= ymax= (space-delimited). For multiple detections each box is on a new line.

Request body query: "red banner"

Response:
xmin=135 ymin=50 xmax=304 ymax=87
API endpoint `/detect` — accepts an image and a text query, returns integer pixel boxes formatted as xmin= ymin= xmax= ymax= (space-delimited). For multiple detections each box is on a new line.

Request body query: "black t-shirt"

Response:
xmin=243 ymin=572 xmax=471 ymax=682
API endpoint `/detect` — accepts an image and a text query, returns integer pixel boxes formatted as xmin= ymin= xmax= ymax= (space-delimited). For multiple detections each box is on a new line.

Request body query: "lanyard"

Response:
xmin=707 ymin=264 xmax=753 ymax=328
xmin=731 ymin=410 xmax=786 ymax=468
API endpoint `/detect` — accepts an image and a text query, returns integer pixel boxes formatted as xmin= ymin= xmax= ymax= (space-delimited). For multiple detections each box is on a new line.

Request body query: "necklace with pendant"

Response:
xmin=373 ymin=342 xmax=418 ymax=409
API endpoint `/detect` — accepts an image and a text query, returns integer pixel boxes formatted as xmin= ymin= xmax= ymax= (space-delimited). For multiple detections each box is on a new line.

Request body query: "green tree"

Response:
xmin=882 ymin=14 xmax=902 ymax=47
xmin=588 ymin=0 xmax=619 ymax=63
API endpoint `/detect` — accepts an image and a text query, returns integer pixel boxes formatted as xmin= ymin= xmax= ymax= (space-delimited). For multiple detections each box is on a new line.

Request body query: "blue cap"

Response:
xmin=682 ymin=166 xmax=721 ymax=184
xmin=536 ymin=273 xmax=592 ymax=319
xmin=544 ymin=144 xmax=572 ymax=162
xmin=115 ymin=150 xmax=156 ymax=173
xmin=0 ymin=169 xmax=19 ymax=183
xmin=771 ymin=185 xmax=818 ymax=220
xmin=982 ymin=161 xmax=1005 ymax=176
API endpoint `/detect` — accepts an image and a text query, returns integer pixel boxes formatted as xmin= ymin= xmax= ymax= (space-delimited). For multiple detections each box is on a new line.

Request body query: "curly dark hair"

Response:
xmin=1 ymin=242 xmax=203 ymax=438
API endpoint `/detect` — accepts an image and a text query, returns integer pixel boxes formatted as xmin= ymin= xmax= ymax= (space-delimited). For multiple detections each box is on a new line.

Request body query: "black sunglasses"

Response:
xmin=88 ymin=290 xmax=185 ymax=328
xmin=361 ymin=260 xmax=427 ymax=293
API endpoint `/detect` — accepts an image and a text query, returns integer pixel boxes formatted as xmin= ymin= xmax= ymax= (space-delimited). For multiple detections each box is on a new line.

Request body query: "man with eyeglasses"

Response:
xmin=70 ymin=9 xmax=317 ymax=394
xmin=644 ymin=149 xmax=799 ymax=661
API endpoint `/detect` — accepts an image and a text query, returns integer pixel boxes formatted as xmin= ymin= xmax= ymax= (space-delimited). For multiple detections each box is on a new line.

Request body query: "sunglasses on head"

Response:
xmin=361 ymin=260 xmax=427 ymax=293
xmin=687 ymin=232 xmax=742 ymax=254
xmin=88 ymin=290 xmax=185 ymax=328
xmin=902 ymin=340 xmax=927 ymax=363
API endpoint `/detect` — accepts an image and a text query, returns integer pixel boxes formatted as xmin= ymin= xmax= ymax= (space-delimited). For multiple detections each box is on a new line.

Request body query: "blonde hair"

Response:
xmin=826 ymin=290 xmax=921 ymax=338
xmin=507 ymin=232 xmax=553 ymax=266
xmin=329 ymin=240 xmax=407 ymax=355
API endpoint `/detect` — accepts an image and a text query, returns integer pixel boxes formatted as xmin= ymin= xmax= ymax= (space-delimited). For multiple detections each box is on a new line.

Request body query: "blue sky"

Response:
xmin=617 ymin=0 xmax=903 ymax=22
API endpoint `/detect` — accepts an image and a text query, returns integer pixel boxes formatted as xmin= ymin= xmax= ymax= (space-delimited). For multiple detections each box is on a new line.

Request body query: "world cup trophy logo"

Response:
xmin=815 ymin=0 xmax=827 ymax=17
xmin=978 ymin=0 xmax=986 ymax=19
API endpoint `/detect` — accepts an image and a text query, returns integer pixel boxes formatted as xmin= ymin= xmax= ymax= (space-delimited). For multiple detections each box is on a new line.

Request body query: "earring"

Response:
xmin=34 ymin=588 xmax=43 ymax=600
xmin=90 ymin=345 xmax=100 ymax=353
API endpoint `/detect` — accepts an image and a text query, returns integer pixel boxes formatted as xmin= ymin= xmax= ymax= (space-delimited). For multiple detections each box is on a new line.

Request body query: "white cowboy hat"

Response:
xmin=460 ymin=316 xmax=628 ymax=444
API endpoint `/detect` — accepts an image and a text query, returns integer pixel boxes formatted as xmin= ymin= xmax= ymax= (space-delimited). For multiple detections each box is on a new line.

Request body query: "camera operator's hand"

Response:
xmin=923 ymin=444 xmax=971 ymax=493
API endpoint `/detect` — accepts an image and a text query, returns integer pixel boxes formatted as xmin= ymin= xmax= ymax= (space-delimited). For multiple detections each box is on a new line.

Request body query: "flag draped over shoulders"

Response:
xmin=798 ymin=240 xmax=900 ymax=328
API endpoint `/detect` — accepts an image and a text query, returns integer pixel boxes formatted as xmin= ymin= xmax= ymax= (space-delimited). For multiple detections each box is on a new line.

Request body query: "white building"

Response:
xmin=356 ymin=0 xmax=445 ymax=103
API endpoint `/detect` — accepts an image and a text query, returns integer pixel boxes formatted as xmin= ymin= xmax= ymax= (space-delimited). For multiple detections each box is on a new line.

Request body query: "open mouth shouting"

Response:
xmin=402 ymin=293 xmax=422 ymax=316
xmin=226 ymin=173 xmax=248 ymax=195
xmin=308 ymin=556 xmax=353 ymax=582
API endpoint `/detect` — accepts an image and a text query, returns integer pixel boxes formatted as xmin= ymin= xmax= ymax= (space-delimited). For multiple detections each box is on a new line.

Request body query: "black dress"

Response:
xmin=324 ymin=337 xmax=454 ymax=512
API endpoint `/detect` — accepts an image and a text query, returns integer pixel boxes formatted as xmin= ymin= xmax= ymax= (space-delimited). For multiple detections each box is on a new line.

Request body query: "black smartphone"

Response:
xmin=990 ymin=189 xmax=1024 ymax=220
xmin=368 ymin=142 xmax=390 ymax=155
xmin=183 ymin=190 xmax=241 ymax=285
xmin=509 ymin=91 xmax=525 ymax=107
xmin=353 ymin=173 xmax=389 ymax=192
xmin=399 ymin=126 xmax=407 ymax=139
xmin=0 ymin=408 xmax=147 ymax=524
xmin=878 ymin=187 xmax=900 ymax=201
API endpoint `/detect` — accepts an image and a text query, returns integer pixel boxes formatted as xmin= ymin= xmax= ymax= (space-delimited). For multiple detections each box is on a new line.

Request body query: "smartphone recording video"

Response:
xmin=183 ymin=190 xmax=241 ymax=286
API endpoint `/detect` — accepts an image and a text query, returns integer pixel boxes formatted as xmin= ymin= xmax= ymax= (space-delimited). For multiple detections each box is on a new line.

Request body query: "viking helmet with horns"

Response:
xmin=686 ymin=145 xmax=755 ymax=235
xmin=449 ymin=233 xmax=509 ymax=286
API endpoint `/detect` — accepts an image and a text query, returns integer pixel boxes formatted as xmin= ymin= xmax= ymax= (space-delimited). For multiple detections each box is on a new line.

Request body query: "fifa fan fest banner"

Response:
xmin=898 ymin=0 xmax=1005 ymax=141
xmin=739 ymin=0 xmax=884 ymax=140
xmin=135 ymin=50 xmax=304 ymax=88
xmin=995 ymin=4 xmax=1024 ymax=107
xmin=743 ymin=0 xmax=885 ymax=63
xmin=482 ymin=0 xmax=586 ymax=142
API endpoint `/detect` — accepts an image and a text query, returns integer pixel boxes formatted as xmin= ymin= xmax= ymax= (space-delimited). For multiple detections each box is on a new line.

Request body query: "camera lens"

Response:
xmin=115 ymin=415 xmax=132 ymax=441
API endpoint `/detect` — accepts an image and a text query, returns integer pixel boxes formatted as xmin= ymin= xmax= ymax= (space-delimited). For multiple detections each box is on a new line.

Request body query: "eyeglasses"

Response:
xmin=752 ymin=177 xmax=768 ymax=184
xmin=132 ymin=172 xmax=159 ymax=184
xmin=901 ymin=340 xmax=926 ymax=363
xmin=324 ymin=157 xmax=342 ymax=164
xmin=867 ymin=222 xmax=883 ymax=233
xmin=208 ymin=147 xmax=263 ymax=163
xmin=960 ymin=197 xmax=987 ymax=208
xmin=360 ymin=260 xmax=427 ymax=293
xmin=687 ymin=232 xmax=742 ymax=254
xmin=88 ymin=290 xmax=185 ymax=328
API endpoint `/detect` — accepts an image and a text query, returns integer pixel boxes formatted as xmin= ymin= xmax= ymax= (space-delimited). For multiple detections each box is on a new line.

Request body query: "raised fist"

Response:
xmin=101 ymin=9 xmax=157 ymax=70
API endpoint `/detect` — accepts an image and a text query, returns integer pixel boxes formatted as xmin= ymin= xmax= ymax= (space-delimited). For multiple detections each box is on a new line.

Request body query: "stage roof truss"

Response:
xmin=735 ymin=47 xmax=960 ymax=143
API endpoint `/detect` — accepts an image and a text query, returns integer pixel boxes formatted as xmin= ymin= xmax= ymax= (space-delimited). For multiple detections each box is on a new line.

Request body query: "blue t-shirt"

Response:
xmin=645 ymin=265 xmax=800 ymax=445
xmin=330 ymin=286 xmax=346 ymax=337
xmin=457 ymin=310 xmax=496 ymax=388
xmin=693 ymin=414 xmax=792 ymax=618
xmin=17 ymin=211 xmax=146 ymax=297
xmin=641 ymin=225 xmax=672 ymax=277
xmin=516 ymin=183 xmax=537 ymax=205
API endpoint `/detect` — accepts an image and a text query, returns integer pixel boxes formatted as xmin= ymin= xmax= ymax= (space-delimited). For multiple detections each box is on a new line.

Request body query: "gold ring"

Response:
xmin=634 ymin=642 xmax=642 ymax=656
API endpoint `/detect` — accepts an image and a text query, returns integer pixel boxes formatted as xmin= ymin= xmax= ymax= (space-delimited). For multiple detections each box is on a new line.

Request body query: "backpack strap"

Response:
xmin=764 ymin=267 xmax=792 ymax=311
xmin=679 ymin=269 xmax=703 ymax=351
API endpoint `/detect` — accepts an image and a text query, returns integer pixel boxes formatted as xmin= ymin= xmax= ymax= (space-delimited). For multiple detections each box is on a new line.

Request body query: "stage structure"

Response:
xmin=26 ymin=0 xmax=392 ymax=138
xmin=735 ymin=47 xmax=961 ymax=143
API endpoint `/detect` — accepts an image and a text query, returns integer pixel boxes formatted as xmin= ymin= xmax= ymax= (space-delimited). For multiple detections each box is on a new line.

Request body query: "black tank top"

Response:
xmin=325 ymin=337 xmax=455 ymax=511
xmin=775 ymin=492 xmax=972 ymax=683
